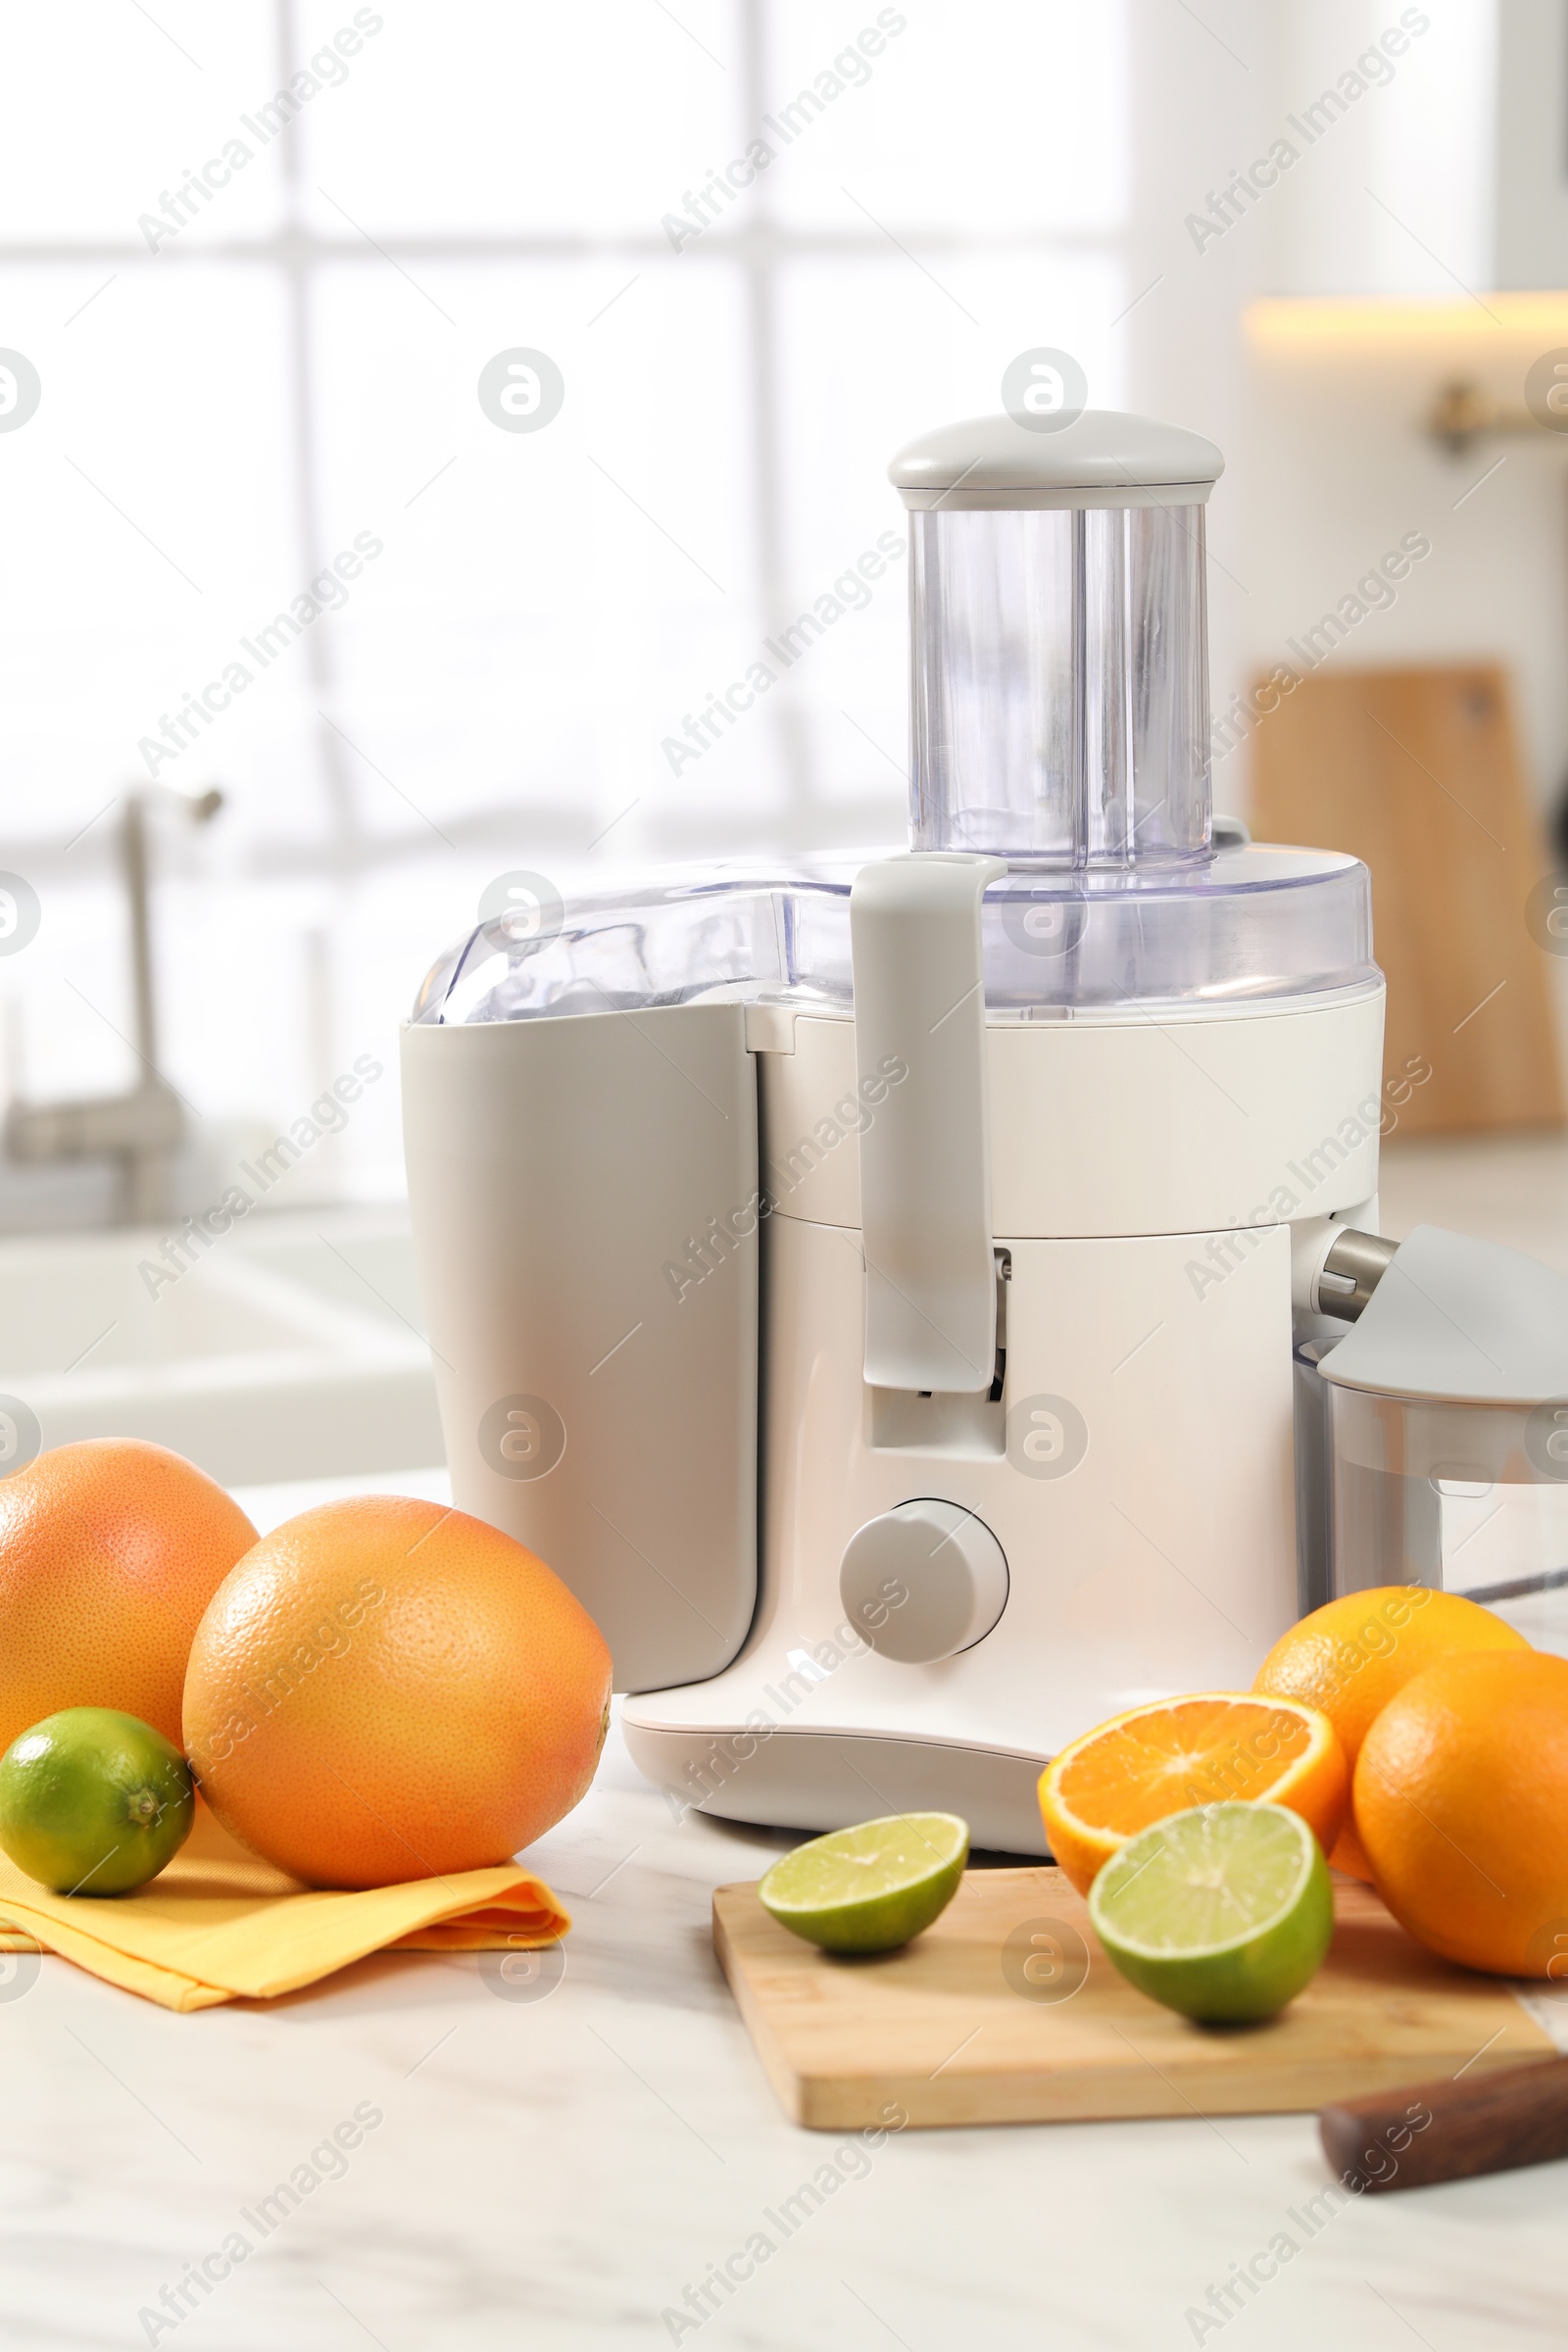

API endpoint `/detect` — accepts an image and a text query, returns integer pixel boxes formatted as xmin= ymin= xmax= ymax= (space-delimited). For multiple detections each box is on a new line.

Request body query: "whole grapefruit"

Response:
xmin=182 ymin=1495 xmax=612 ymax=1888
xmin=1355 ymin=1649 xmax=1568 ymax=1976
xmin=0 ymin=1440 xmax=258 ymax=1752
xmin=1252 ymin=1586 xmax=1528 ymax=1879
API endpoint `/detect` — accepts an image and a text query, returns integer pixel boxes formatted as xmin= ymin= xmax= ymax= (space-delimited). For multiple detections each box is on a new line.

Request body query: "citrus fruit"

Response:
xmin=1354 ymin=1649 xmax=1568 ymax=1977
xmin=1252 ymin=1586 xmax=1529 ymax=1880
xmin=0 ymin=1440 xmax=258 ymax=1755
xmin=0 ymin=1707 xmax=194 ymax=1895
xmin=759 ymin=1813 xmax=968 ymax=1953
xmin=182 ymin=1495 xmax=612 ymax=1889
xmin=1038 ymin=1693 xmax=1347 ymax=1895
xmin=1089 ymin=1801 xmax=1333 ymax=2021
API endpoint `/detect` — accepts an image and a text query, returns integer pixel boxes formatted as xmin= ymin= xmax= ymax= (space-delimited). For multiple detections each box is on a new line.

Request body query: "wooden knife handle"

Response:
xmin=1320 ymin=2056 xmax=1568 ymax=2193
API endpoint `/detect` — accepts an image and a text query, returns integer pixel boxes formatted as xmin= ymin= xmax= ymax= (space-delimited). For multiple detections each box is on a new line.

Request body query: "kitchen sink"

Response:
xmin=0 ymin=1207 xmax=443 ymax=1487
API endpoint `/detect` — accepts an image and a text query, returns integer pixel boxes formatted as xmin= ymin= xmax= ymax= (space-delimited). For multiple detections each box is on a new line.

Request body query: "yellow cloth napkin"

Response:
xmin=0 ymin=1803 xmax=569 ymax=2012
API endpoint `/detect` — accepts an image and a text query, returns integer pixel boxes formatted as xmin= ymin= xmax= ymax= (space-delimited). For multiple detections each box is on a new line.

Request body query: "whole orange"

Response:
xmin=0 ymin=1439 xmax=258 ymax=1752
xmin=182 ymin=1495 xmax=612 ymax=1888
xmin=1354 ymin=1650 xmax=1568 ymax=1976
xmin=1252 ymin=1586 xmax=1528 ymax=1879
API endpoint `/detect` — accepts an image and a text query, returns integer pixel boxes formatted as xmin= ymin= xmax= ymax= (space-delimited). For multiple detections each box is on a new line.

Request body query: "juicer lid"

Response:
xmin=1317 ymin=1225 xmax=1568 ymax=1407
xmin=410 ymin=848 xmax=1378 ymax=1027
xmin=889 ymin=409 xmax=1225 ymax=511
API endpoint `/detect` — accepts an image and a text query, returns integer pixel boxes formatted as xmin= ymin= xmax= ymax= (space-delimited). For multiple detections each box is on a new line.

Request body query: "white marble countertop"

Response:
xmin=8 ymin=1470 xmax=1568 ymax=2351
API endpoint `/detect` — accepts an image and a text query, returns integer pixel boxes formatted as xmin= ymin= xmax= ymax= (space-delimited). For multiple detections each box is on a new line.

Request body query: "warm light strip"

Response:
xmin=1246 ymin=293 xmax=1568 ymax=347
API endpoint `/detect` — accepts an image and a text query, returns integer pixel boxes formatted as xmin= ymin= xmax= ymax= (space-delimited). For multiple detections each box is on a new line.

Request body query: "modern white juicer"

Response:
xmin=402 ymin=408 xmax=1568 ymax=1855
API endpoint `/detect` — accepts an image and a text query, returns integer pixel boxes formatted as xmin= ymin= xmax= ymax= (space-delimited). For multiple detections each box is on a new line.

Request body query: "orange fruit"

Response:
xmin=1354 ymin=1650 xmax=1568 ymax=1977
xmin=183 ymin=1495 xmax=612 ymax=1889
xmin=1252 ymin=1587 xmax=1529 ymax=1879
xmin=0 ymin=1439 xmax=258 ymax=1753
xmin=1038 ymin=1693 xmax=1348 ymax=1895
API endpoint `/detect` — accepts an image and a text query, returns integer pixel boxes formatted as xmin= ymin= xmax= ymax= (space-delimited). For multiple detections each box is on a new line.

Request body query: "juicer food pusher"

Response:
xmin=402 ymin=408 xmax=1556 ymax=1855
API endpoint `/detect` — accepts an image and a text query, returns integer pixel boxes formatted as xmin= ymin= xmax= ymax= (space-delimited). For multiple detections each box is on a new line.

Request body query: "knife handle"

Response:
xmin=1320 ymin=2055 xmax=1568 ymax=2193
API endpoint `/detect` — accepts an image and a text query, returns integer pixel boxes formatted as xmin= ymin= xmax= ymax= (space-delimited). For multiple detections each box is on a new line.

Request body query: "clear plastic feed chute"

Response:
xmin=891 ymin=411 xmax=1220 ymax=866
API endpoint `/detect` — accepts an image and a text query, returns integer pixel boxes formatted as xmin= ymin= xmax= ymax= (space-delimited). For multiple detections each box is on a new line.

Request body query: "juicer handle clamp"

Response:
xmin=850 ymin=853 xmax=1005 ymax=1394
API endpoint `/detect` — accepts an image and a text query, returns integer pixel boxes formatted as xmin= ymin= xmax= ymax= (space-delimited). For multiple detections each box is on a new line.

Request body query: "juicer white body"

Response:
xmin=402 ymin=967 xmax=1386 ymax=1855
xmin=620 ymin=986 xmax=1384 ymax=1852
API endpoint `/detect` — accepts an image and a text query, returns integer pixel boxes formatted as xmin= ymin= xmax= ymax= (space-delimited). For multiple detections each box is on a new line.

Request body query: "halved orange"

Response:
xmin=1038 ymin=1693 xmax=1348 ymax=1895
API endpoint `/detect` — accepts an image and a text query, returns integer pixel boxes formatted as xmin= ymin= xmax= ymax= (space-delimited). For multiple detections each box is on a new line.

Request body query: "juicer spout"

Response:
xmin=1316 ymin=1228 xmax=1398 ymax=1322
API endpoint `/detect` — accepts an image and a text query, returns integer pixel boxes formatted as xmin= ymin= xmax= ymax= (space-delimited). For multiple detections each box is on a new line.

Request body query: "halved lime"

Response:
xmin=759 ymin=1813 xmax=968 ymax=1954
xmin=1088 ymin=1801 xmax=1333 ymax=2022
xmin=0 ymin=1708 xmax=194 ymax=1896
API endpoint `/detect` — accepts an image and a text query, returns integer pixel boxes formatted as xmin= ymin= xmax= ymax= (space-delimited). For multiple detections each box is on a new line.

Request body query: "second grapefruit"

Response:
xmin=0 ymin=1439 xmax=258 ymax=1754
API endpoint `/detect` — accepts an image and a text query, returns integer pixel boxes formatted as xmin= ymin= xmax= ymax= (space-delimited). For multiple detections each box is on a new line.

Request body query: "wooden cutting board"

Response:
xmin=713 ymin=1867 xmax=1555 ymax=2131
xmin=1248 ymin=662 xmax=1563 ymax=1136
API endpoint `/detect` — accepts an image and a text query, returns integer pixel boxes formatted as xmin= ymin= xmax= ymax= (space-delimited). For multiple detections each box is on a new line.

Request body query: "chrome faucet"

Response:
xmin=5 ymin=786 xmax=222 ymax=1225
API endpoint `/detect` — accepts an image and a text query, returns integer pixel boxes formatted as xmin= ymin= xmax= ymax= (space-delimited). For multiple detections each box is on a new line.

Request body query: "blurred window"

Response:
xmin=0 ymin=0 xmax=1128 ymax=1200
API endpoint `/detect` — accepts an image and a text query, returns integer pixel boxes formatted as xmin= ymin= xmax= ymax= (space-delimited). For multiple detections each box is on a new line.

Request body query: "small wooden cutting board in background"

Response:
xmin=713 ymin=1868 xmax=1555 ymax=2131
xmin=1249 ymin=663 xmax=1563 ymax=1135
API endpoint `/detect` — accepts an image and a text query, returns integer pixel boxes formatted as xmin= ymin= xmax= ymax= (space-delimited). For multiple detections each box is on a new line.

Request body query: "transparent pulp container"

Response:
xmin=889 ymin=410 xmax=1224 ymax=865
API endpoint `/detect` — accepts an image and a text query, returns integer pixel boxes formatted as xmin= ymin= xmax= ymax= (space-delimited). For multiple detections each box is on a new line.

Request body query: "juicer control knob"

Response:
xmin=839 ymin=1500 xmax=1008 ymax=1665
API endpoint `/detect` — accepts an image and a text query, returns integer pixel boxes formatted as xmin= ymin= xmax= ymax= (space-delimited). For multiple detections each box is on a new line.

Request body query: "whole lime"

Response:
xmin=0 ymin=1708 xmax=194 ymax=1895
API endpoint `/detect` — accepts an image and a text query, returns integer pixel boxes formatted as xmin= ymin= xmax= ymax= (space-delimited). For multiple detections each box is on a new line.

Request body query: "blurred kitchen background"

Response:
xmin=2 ymin=0 xmax=1567 ymax=1516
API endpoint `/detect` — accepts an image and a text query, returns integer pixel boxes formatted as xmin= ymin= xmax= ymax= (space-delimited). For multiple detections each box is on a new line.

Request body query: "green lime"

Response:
xmin=1088 ymin=1801 xmax=1333 ymax=2023
xmin=0 ymin=1708 xmax=194 ymax=1897
xmin=759 ymin=1812 xmax=968 ymax=1954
